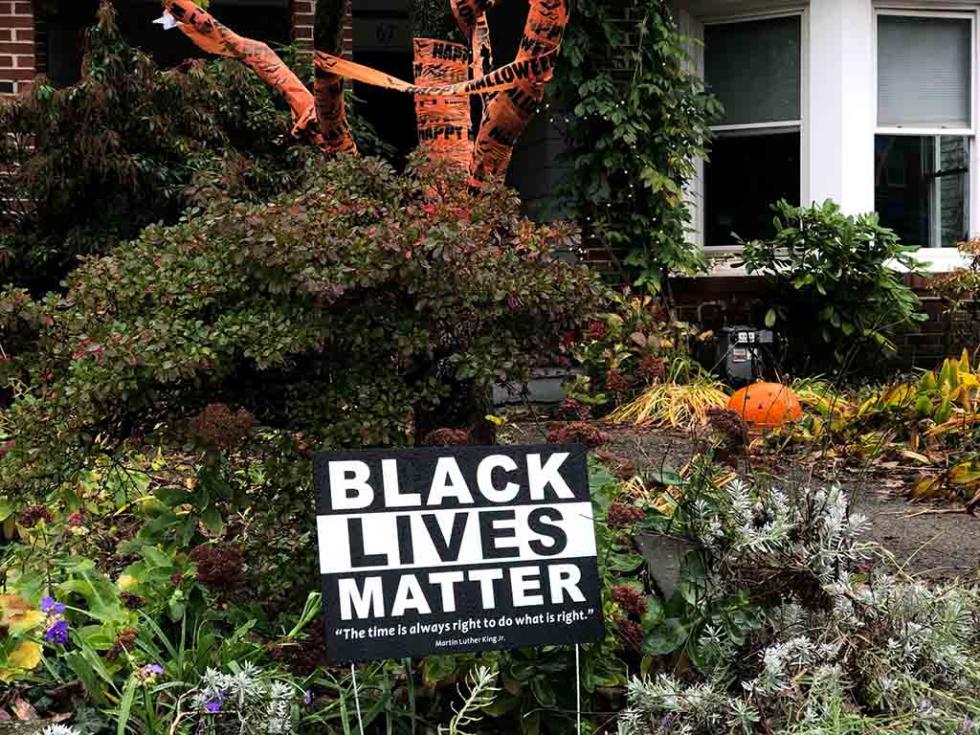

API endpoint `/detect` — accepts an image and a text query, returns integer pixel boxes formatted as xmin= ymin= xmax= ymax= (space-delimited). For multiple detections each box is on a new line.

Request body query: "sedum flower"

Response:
xmin=607 ymin=501 xmax=646 ymax=529
xmin=612 ymin=585 xmax=648 ymax=618
xmin=190 ymin=544 xmax=245 ymax=594
xmin=19 ymin=504 xmax=53 ymax=528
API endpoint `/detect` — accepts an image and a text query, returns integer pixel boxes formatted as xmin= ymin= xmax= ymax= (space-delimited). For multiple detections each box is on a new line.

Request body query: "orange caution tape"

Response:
xmin=451 ymin=0 xmax=494 ymax=79
xmin=413 ymin=38 xmax=472 ymax=171
xmin=164 ymin=0 xmax=355 ymax=155
xmin=314 ymin=72 xmax=358 ymax=155
xmin=471 ymin=0 xmax=568 ymax=185
xmin=313 ymin=47 xmax=560 ymax=98
xmin=313 ymin=0 xmax=568 ymax=185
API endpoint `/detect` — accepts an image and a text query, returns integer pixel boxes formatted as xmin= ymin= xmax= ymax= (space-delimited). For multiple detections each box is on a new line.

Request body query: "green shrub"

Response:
xmin=0 ymin=2 xmax=386 ymax=293
xmin=551 ymin=0 xmax=721 ymax=290
xmin=0 ymin=153 xmax=600 ymax=501
xmin=737 ymin=200 xmax=925 ymax=371
xmin=559 ymin=290 xmax=705 ymax=416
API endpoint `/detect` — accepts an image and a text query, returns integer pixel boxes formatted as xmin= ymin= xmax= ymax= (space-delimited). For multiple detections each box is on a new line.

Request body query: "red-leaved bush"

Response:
xmin=0 ymin=153 xmax=600 ymax=500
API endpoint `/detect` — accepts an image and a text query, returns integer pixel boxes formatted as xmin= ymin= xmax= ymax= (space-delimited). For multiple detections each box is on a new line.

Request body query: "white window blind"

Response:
xmin=877 ymin=16 xmax=972 ymax=130
xmin=704 ymin=16 xmax=801 ymax=127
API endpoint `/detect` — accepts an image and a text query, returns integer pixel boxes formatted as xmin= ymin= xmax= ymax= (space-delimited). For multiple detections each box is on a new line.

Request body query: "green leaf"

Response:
xmin=117 ymin=676 xmax=138 ymax=735
xmin=141 ymin=546 xmax=172 ymax=569
xmin=200 ymin=504 xmax=225 ymax=535
xmin=764 ymin=308 xmax=777 ymax=328
xmin=530 ymin=677 xmax=556 ymax=707
xmin=643 ymin=619 xmax=689 ymax=655
xmin=64 ymin=652 xmax=107 ymax=704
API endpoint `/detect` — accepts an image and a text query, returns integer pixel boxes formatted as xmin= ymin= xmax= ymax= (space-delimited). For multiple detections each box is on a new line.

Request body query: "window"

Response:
xmin=875 ymin=135 xmax=970 ymax=247
xmin=875 ymin=13 xmax=974 ymax=247
xmin=703 ymin=15 xmax=803 ymax=247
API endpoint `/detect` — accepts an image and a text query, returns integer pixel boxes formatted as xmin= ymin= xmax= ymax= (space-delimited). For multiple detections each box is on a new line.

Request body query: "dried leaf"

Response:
xmin=898 ymin=449 xmax=932 ymax=465
xmin=12 ymin=696 xmax=39 ymax=721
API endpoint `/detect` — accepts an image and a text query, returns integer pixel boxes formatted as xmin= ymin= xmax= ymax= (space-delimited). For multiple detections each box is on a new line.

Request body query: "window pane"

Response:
xmin=704 ymin=132 xmax=800 ymax=246
xmin=878 ymin=16 xmax=972 ymax=129
xmin=705 ymin=17 xmax=801 ymax=126
xmin=874 ymin=135 xmax=970 ymax=247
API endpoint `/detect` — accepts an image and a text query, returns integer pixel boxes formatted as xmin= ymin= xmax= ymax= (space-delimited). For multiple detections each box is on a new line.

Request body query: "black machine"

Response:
xmin=717 ymin=326 xmax=774 ymax=385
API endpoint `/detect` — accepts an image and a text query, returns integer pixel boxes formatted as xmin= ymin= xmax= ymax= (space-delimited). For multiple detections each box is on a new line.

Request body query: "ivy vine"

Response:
xmin=550 ymin=0 xmax=721 ymax=292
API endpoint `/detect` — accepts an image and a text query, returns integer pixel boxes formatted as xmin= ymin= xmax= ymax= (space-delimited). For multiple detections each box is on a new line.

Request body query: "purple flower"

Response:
xmin=44 ymin=619 xmax=70 ymax=645
xmin=960 ymin=718 xmax=975 ymax=734
xmin=304 ymin=689 xmax=313 ymax=706
xmin=140 ymin=663 xmax=164 ymax=679
xmin=40 ymin=596 xmax=65 ymax=615
xmin=204 ymin=692 xmax=225 ymax=714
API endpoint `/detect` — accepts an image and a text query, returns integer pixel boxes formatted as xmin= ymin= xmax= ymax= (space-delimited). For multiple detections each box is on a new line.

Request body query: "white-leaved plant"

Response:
xmin=439 ymin=665 xmax=500 ymax=735
xmin=619 ymin=479 xmax=980 ymax=734
xmin=171 ymin=662 xmax=302 ymax=735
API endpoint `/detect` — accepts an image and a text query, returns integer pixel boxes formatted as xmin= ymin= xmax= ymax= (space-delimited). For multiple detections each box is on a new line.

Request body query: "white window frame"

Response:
xmin=701 ymin=9 xmax=809 ymax=253
xmin=874 ymin=6 xmax=979 ymax=250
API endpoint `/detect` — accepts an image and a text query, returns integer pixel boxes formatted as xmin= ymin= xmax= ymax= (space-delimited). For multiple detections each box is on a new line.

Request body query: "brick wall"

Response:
xmin=0 ymin=1 xmax=36 ymax=96
xmin=292 ymin=0 xmax=353 ymax=56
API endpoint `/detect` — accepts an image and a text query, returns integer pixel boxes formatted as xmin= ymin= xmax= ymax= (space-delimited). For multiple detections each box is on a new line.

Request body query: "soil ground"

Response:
xmin=507 ymin=421 xmax=980 ymax=583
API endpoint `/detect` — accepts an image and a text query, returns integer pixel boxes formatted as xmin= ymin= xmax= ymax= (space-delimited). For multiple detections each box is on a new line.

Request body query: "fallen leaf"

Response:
xmin=898 ymin=450 xmax=931 ymax=465
xmin=8 ymin=641 xmax=43 ymax=673
xmin=12 ymin=696 xmax=39 ymax=720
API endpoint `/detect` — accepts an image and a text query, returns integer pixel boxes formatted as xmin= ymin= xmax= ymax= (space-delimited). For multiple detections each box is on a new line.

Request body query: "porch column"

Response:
xmin=807 ymin=0 xmax=875 ymax=214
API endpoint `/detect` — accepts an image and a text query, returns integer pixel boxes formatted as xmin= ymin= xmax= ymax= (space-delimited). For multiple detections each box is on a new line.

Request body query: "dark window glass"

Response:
xmin=42 ymin=0 xmax=291 ymax=87
xmin=704 ymin=16 xmax=801 ymax=126
xmin=874 ymin=135 xmax=970 ymax=247
xmin=704 ymin=131 xmax=800 ymax=246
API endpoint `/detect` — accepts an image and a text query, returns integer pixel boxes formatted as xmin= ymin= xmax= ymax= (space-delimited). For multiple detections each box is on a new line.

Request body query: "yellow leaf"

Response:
xmin=117 ymin=574 xmax=138 ymax=592
xmin=899 ymin=449 xmax=931 ymax=465
xmin=0 ymin=595 xmax=43 ymax=633
xmin=7 ymin=610 xmax=44 ymax=635
xmin=7 ymin=641 xmax=42 ymax=672
xmin=910 ymin=474 xmax=944 ymax=500
xmin=949 ymin=462 xmax=980 ymax=486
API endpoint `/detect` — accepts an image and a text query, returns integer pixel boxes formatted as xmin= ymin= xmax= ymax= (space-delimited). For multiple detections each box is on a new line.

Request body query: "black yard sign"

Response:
xmin=314 ymin=444 xmax=604 ymax=664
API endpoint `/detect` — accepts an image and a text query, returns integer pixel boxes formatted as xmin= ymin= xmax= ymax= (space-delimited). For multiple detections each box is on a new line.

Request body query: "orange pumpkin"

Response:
xmin=727 ymin=382 xmax=802 ymax=428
